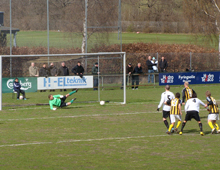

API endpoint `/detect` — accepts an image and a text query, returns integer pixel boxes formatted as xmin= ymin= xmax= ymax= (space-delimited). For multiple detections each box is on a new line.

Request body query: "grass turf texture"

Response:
xmin=1 ymin=84 xmax=220 ymax=169
xmin=6 ymin=31 xmax=217 ymax=49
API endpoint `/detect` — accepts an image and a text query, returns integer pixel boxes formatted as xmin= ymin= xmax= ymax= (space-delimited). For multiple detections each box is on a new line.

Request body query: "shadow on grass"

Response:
xmin=200 ymin=116 xmax=207 ymax=119
xmin=183 ymin=129 xmax=200 ymax=133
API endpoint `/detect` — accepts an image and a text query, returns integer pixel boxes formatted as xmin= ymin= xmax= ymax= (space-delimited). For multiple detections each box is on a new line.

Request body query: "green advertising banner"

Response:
xmin=2 ymin=77 xmax=38 ymax=93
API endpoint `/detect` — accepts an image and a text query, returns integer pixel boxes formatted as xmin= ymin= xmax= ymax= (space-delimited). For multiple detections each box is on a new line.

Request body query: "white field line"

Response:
xmin=0 ymin=134 xmax=197 ymax=148
xmin=0 ymin=108 xmax=209 ymax=121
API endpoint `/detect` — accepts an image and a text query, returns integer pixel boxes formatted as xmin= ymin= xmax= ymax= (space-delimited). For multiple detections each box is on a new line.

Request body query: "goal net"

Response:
xmin=0 ymin=52 xmax=126 ymax=110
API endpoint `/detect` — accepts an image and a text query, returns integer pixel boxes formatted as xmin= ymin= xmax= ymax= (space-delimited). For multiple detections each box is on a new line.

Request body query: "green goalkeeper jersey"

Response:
xmin=49 ymin=95 xmax=62 ymax=110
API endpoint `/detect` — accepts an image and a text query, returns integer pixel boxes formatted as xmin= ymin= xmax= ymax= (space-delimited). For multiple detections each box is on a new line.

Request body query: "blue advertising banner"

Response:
xmin=159 ymin=71 xmax=220 ymax=85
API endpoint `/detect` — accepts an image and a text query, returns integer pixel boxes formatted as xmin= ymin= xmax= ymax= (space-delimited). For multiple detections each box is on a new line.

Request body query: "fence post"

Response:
xmin=190 ymin=52 xmax=192 ymax=71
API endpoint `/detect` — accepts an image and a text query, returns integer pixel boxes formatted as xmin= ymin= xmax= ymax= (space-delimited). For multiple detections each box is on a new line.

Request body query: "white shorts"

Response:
xmin=208 ymin=114 xmax=219 ymax=120
xmin=170 ymin=114 xmax=182 ymax=123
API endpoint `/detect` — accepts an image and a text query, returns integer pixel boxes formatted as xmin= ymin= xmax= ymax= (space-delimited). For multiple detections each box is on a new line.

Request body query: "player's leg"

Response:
xmin=174 ymin=115 xmax=182 ymax=132
xmin=66 ymin=98 xmax=77 ymax=106
xmin=65 ymin=89 xmax=78 ymax=98
xmin=197 ymin=121 xmax=204 ymax=136
xmin=163 ymin=111 xmax=170 ymax=131
xmin=208 ymin=119 xmax=215 ymax=133
xmin=167 ymin=115 xmax=175 ymax=134
xmin=179 ymin=120 xmax=187 ymax=135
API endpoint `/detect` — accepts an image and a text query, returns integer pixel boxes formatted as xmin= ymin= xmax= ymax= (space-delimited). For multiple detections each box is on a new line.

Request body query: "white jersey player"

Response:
xmin=157 ymin=85 xmax=175 ymax=131
xmin=179 ymin=93 xmax=208 ymax=136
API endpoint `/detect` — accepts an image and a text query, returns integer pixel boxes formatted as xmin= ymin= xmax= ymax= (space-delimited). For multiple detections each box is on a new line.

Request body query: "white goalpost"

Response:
xmin=0 ymin=52 xmax=126 ymax=110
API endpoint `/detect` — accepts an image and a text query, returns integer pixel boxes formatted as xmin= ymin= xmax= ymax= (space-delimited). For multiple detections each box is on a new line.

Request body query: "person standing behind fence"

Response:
xmin=49 ymin=62 xmax=58 ymax=92
xmin=159 ymin=56 xmax=168 ymax=72
xmin=92 ymin=62 xmax=100 ymax=91
xmin=146 ymin=56 xmax=156 ymax=83
xmin=39 ymin=63 xmax=49 ymax=92
xmin=132 ymin=63 xmax=143 ymax=90
xmin=72 ymin=61 xmax=84 ymax=78
xmin=152 ymin=57 xmax=158 ymax=72
xmin=29 ymin=62 xmax=39 ymax=77
xmin=58 ymin=62 xmax=69 ymax=92
xmin=121 ymin=63 xmax=133 ymax=89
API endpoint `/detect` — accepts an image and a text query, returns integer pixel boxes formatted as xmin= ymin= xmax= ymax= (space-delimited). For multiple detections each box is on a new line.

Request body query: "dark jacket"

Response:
xmin=133 ymin=66 xmax=143 ymax=74
xmin=39 ymin=67 xmax=49 ymax=77
xmin=127 ymin=66 xmax=133 ymax=74
xmin=72 ymin=65 xmax=84 ymax=75
xmin=159 ymin=59 xmax=168 ymax=70
xmin=49 ymin=66 xmax=58 ymax=76
xmin=146 ymin=60 xmax=156 ymax=70
xmin=58 ymin=66 xmax=69 ymax=76
xmin=13 ymin=81 xmax=21 ymax=91
xmin=92 ymin=66 xmax=98 ymax=75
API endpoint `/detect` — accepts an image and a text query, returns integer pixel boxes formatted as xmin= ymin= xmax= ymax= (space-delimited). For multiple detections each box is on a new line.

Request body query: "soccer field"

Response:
xmin=1 ymin=84 xmax=220 ymax=169
xmin=7 ymin=31 xmax=216 ymax=49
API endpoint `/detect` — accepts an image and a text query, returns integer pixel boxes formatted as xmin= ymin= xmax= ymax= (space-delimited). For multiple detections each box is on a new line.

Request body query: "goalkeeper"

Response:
xmin=48 ymin=89 xmax=78 ymax=110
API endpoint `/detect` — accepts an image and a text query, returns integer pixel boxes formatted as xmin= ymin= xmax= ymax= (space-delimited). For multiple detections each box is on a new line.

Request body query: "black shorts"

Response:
xmin=60 ymin=96 xmax=67 ymax=108
xmin=185 ymin=111 xmax=200 ymax=121
xmin=163 ymin=111 xmax=170 ymax=119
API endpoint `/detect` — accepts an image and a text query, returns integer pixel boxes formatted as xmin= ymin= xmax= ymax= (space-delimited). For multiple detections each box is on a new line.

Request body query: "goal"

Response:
xmin=0 ymin=52 xmax=126 ymax=110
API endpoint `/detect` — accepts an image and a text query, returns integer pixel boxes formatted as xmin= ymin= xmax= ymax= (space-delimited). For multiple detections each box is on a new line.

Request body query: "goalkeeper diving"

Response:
xmin=48 ymin=89 xmax=78 ymax=110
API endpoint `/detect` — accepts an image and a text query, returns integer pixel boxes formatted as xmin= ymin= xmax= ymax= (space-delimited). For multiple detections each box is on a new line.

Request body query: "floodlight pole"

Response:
xmin=47 ymin=0 xmax=50 ymax=64
xmin=10 ymin=0 xmax=12 ymax=77
xmin=123 ymin=53 xmax=126 ymax=104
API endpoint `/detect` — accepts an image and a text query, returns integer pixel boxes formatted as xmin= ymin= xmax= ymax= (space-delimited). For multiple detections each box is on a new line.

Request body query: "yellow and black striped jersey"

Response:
xmin=182 ymin=87 xmax=195 ymax=103
xmin=170 ymin=98 xmax=181 ymax=115
xmin=207 ymin=96 xmax=219 ymax=114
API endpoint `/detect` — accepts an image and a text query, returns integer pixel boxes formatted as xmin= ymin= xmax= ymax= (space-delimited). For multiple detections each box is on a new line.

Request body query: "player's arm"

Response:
xmin=49 ymin=101 xmax=56 ymax=110
xmin=198 ymin=99 xmax=208 ymax=108
xmin=157 ymin=93 xmax=164 ymax=111
xmin=206 ymin=97 xmax=213 ymax=106
xmin=182 ymin=89 xmax=186 ymax=104
xmin=192 ymin=89 xmax=196 ymax=94
xmin=178 ymin=103 xmax=182 ymax=115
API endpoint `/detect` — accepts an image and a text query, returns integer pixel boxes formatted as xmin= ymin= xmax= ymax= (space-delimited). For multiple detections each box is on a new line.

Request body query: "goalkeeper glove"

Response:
xmin=53 ymin=108 xmax=57 ymax=111
xmin=60 ymin=95 xmax=64 ymax=98
xmin=157 ymin=108 xmax=159 ymax=111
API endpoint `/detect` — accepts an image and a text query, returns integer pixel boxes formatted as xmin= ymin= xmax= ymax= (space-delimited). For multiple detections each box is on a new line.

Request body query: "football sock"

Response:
xmin=214 ymin=122 xmax=219 ymax=130
xmin=168 ymin=124 xmax=174 ymax=132
xmin=181 ymin=122 xmax=186 ymax=132
xmin=70 ymin=99 xmax=74 ymax=104
xmin=69 ymin=90 xmax=76 ymax=96
xmin=176 ymin=121 xmax=181 ymax=129
xmin=208 ymin=122 xmax=214 ymax=129
xmin=163 ymin=120 xmax=169 ymax=129
xmin=199 ymin=123 xmax=203 ymax=132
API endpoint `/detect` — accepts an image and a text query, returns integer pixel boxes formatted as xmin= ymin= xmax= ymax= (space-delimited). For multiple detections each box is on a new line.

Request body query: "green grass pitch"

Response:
xmin=7 ymin=31 xmax=217 ymax=49
xmin=1 ymin=84 xmax=220 ymax=169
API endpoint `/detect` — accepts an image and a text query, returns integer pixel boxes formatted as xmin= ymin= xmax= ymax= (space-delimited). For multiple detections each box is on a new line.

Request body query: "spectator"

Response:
xmin=58 ymin=62 xmax=69 ymax=92
xmin=92 ymin=62 xmax=100 ymax=90
xmin=72 ymin=61 xmax=84 ymax=78
xmin=39 ymin=63 xmax=49 ymax=92
xmin=159 ymin=56 xmax=168 ymax=72
xmin=152 ymin=57 xmax=158 ymax=72
xmin=146 ymin=56 xmax=156 ymax=83
xmin=121 ymin=63 xmax=133 ymax=89
xmin=132 ymin=63 xmax=143 ymax=90
xmin=49 ymin=62 xmax=58 ymax=92
xmin=29 ymin=62 xmax=39 ymax=77
xmin=39 ymin=63 xmax=49 ymax=77
xmin=49 ymin=62 xmax=58 ymax=76
xmin=13 ymin=78 xmax=26 ymax=100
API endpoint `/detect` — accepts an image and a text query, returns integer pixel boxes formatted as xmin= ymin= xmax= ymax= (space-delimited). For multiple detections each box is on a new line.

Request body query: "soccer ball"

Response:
xmin=100 ymin=101 xmax=105 ymax=105
xmin=19 ymin=96 xmax=23 ymax=100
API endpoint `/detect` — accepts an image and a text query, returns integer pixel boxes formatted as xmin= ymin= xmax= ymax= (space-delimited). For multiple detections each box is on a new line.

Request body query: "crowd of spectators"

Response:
xmin=28 ymin=56 xmax=168 ymax=91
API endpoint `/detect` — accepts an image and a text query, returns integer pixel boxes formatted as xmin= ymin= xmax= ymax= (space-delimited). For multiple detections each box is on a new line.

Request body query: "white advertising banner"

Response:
xmin=37 ymin=76 xmax=93 ymax=90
